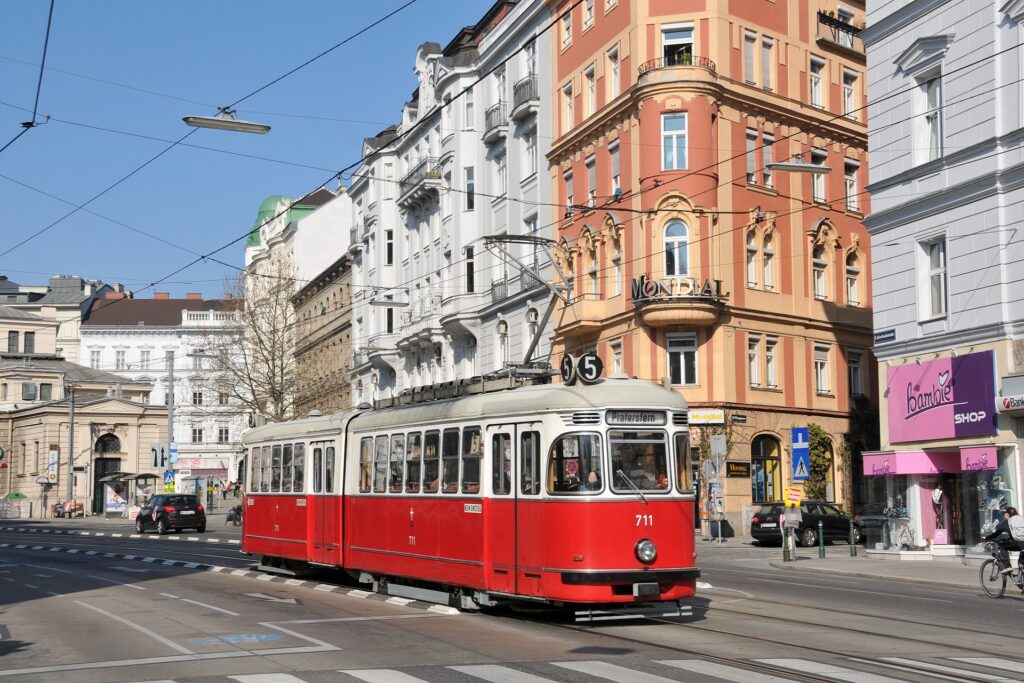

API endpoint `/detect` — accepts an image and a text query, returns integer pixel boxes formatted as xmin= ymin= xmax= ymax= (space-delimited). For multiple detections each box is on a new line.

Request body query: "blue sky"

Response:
xmin=1 ymin=0 xmax=489 ymax=297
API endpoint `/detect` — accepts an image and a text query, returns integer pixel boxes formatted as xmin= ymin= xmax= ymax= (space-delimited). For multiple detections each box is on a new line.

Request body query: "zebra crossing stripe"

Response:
xmin=877 ymin=657 xmax=1016 ymax=681
xmin=340 ymin=670 xmax=429 ymax=682
xmin=449 ymin=664 xmax=557 ymax=682
xmin=659 ymin=659 xmax=798 ymax=682
xmin=756 ymin=658 xmax=908 ymax=683
xmin=229 ymin=674 xmax=310 ymax=682
xmin=553 ymin=661 xmax=678 ymax=682
xmin=950 ymin=658 xmax=1024 ymax=674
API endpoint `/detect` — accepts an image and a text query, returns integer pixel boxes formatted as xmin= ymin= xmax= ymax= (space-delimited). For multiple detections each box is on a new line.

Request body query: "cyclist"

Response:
xmin=984 ymin=506 xmax=1024 ymax=574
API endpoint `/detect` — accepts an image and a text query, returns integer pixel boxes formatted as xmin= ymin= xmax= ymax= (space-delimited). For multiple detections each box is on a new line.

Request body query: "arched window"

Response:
xmin=497 ymin=319 xmax=509 ymax=367
xmin=746 ymin=230 xmax=758 ymax=287
xmin=751 ymin=435 xmax=781 ymax=503
xmin=664 ymin=220 xmax=689 ymax=276
xmin=812 ymin=244 xmax=828 ymax=299
xmin=95 ymin=433 xmax=121 ymax=454
xmin=845 ymin=251 xmax=860 ymax=306
xmin=763 ymin=233 xmax=774 ymax=291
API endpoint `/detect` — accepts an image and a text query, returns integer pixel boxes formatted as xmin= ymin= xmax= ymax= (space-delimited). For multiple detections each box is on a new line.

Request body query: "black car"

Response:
xmin=136 ymin=494 xmax=206 ymax=534
xmin=750 ymin=501 xmax=860 ymax=546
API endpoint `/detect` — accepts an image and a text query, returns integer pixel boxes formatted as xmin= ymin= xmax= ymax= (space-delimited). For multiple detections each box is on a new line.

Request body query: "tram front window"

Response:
xmin=610 ymin=431 xmax=669 ymax=493
xmin=548 ymin=433 xmax=603 ymax=494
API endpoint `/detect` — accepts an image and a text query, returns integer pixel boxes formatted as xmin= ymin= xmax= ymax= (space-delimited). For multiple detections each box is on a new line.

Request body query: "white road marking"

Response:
xmin=86 ymin=575 xmax=146 ymax=591
xmin=22 ymin=583 xmax=38 ymax=589
xmin=873 ymin=657 xmax=1018 ymax=682
xmin=230 ymin=675 xmax=309 ymax=682
xmin=743 ymin=576 xmax=952 ymax=602
xmin=160 ymin=592 xmax=180 ymax=599
xmin=386 ymin=597 xmax=413 ymax=606
xmin=450 ymin=664 xmax=557 ymax=682
xmin=950 ymin=658 xmax=1024 ymax=674
xmin=757 ymin=658 xmax=907 ymax=683
xmin=660 ymin=660 xmax=798 ymax=682
xmin=342 ymin=671 xmax=429 ymax=683
xmin=23 ymin=563 xmax=73 ymax=574
xmin=554 ymin=661 xmax=677 ymax=681
xmin=74 ymin=600 xmax=193 ymax=654
xmin=181 ymin=597 xmax=239 ymax=616
xmin=696 ymin=581 xmax=714 ymax=589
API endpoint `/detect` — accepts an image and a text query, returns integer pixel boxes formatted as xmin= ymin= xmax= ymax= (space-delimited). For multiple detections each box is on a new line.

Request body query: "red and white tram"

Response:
xmin=241 ymin=376 xmax=699 ymax=609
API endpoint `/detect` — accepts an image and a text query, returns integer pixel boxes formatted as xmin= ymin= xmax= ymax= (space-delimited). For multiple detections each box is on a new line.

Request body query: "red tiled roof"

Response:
xmin=82 ymin=298 xmax=234 ymax=326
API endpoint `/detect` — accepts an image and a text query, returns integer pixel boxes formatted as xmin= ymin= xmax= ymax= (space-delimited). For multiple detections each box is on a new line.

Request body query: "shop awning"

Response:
xmin=864 ymin=445 xmax=999 ymax=475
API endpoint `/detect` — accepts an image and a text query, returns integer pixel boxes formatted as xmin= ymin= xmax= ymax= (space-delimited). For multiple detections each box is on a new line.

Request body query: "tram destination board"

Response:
xmin=606 ymin=411 xmax=666 ymax=426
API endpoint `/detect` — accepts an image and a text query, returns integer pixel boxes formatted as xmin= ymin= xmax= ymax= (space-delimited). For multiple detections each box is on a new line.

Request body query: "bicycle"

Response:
xmin=979 ymin=541 xmax=1024 ymax=598
xmin=225 ymin=504 xmax=243 ymax=527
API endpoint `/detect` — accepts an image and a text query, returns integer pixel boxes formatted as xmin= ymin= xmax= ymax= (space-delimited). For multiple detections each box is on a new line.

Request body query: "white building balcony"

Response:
xmin=181 ymin=310 xmax=240 ymax=327
xmin=510 ymin=76 xmax=538 ymax=122
xmin=397 ymin=157 xmax=444 ymax=209
xmin=483 ymin=102 xmax=508 ymax=144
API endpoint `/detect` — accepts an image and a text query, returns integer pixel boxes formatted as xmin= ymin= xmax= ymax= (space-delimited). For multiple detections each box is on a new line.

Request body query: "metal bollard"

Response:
xmin=818 ymin=520 xmax=825 ymax=558
xmin=849 ymin=520 xmax=857 ymax=557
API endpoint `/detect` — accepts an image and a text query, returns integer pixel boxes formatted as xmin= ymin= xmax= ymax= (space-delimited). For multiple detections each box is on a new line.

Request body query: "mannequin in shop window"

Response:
xmin=932 ymin=484 xmax=945 ymax=530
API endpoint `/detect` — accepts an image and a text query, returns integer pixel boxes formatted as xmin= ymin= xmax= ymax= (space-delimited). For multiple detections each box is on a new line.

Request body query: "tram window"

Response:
xmin=313 ymin=446 xmax=323 ymax=493
xmin=521 ymin=431 xmax=541 ymax=495
xmin=673 ymin=433 xmax=693 ymax=492
xmin=271 ymin=445 xmax=282 ymax=492
xmin=406 ymin=432 xmax=422 ymax=493
xmin=492 ymin=433 xmax=512 ymax=496
xmin=461 ymin=427 xmax=481 ymax=494
xmin=609 ymin=430 xmax=669 ymax=493
xmin=260 ymin=446 xmax=271 ymax=492
xmin=422 ymin=431 xmax=440 ymax=493
xmin=325 ymin=446 xmax=335 ymax=493
xmin=390 ymin=434 xmax=406 ymax=493
xmin=441 ymin=429 xmax=460 ymax=493
xmin=373 ymin=436 xmax=389 ymax=493
xmin=282 ymin=444 xmax=293 ymax=493
xmin=293 ymin=443 xmax=305 ymax=493
xmin=249 ymin=447 xmax=261 ymax=493
xmin=359 ymin=438 xmax=373 ymax=493
xmin=548 ymin=433 xmax=604 ymax=495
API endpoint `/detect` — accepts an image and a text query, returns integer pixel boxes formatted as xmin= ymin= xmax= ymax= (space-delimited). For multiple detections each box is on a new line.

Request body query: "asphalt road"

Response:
xmin=0 ymin=525 xmax=1022 ymax=683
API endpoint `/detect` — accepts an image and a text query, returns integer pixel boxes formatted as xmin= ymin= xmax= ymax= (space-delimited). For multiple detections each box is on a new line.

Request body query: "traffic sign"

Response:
xmin=785 ymin=485 xmax=803 ymax=508
xmin=710 ymin=435 xmax=727 ymax=471
xmin=791 ymin=427 xmax=810 ymax=481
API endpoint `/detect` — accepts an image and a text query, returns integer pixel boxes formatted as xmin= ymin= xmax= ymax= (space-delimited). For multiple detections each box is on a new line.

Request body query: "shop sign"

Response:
xmin=998 ymin=394 xmax=1024 ymax=413
xmin=887 ymin=350 xmax=996 ymax=444
xmin=630 ymin=275 xmax=725 ymax=303
xmin=862 ymin=451 xmax=959 ymax=476
xmin=960 ymin=445 xmax=997 ymax=472
xmin=725 ymin=461 xmax=751 ymax=477
xmin=689 ymin=408 xmax=725 ymax=425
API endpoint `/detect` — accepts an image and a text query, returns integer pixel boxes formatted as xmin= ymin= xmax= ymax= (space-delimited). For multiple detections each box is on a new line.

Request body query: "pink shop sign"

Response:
xmin=887 ymin=351 xmax=997 ymax=444
xmin=960 ymin=445 xmax=997 ymax=472
xmin=863 ymin=451 xmax=959 ymax=476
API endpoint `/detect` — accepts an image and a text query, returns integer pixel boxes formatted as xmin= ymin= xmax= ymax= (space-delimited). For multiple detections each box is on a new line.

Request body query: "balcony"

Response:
xmin=511 ymin=75 xmax=538 ymax=122
xmin=348 ymin=226 xmax=362 ymax=255
xmin=398 ymin=157 xmax=443 ymax=208
xmin=637 ymin=55 xmax=718 ymax=93
xmin=638 ymin=54 xmax=716 ymax=77
xmin=483 ymin=102 xmax=508 ymax=144
xmin=816 ymin=11 xmax=863 ymax=55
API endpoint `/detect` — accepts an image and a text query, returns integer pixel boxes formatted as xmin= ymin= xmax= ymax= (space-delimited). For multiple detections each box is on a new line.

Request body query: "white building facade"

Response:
xmin=349 ymin=0 xmax=553 ymax=405
xmin=861 ymin=0 xmax=1024 ymax=555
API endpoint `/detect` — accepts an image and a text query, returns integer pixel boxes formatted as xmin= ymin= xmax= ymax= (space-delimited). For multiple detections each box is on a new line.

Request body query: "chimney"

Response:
xmin=186 ymin=292 xmax=202 ymax=300
xmin=104 ymin=291 xmax=128 ymax=299
xmin=154 ymin=292 xmax=170 ymax=300
xmin=224 ymin=293 xmax=234 ymax=300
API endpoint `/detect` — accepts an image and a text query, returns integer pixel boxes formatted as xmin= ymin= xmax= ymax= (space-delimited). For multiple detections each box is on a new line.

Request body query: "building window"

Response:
xmin=844 ymin=159 xmax=859 ymax=212
xmin=746 ymin=231 xmax=758 ymax=288
xmin=563 ymin=83 xmax=574 ymax=133
xmin=585 ymin=156 xmax=596 ymax=208
xmin=609 ymin=141 xmax=620 ymax=196
xmin=561 ymin=12 xmax=572 ymax=48
xmin=837 ymin=7 xmax=855 ymax=47
xmin=192 ymin=353 xmax=203 ymax=370
xmin=192 ymin=391 xmax=203 ymax=406
xmin=848 ymin=349 xmax=863 ymax=396
xmin=386 ymin=305 xmax=394 ymax=334
xmin=744 ymin=31 xmax=757 ymax=83
xmin=611 ymin=247 xmax=622 ymax=296
xmin=90 ymin=349 xmax=100 ymax=368
xmin=465 ymin=167 xmax=475 ymax=210
xmin=495 ymin=148 xmax=507 ymax=196
xmin=524 ymin=39 xmax=537 ymax=75
xmin=140 ymin=350 xmax=150 ymax=369
xmin=663 ymin=25 xmax=694 ymax=66
xmin=7 ymin=331 xmax=17 ymax=353
xmin=814 ymin=344 xmax=831 ymax=394
xmin=762 ymin=133 xmax=774 ymax=187
xmin=564 ymin=171 xmax=574 ymax=217
xmin=920 ymin=75 xmax=942 ymax=162
xmin=761 ymin=36 xmax=773 ymax=89
xmin=846 ymin=252 xmax=861 ymax=306
xmin=843 ymin=70 xmax=858 ymax=119
xmin=465 ymin=247 xmax=475 ymax=294
xmin=23 ymin=332 xmax=34 ymax=354
xmin=584 ymin=65 xmax=596 ymax=117
xmin=22 ymin=383 xmax=37 ymax=401
xmin=524 ymin=128 xmax=537 ymax=178
xmin=751 ymin=435 xmax=782 ymax=503
xmin=811 ymin=148 xmax=827 ymax=202
xmin=765 ymin=337 xmax=778 ymax=388
xmin=763 ymin=233 xmax=774 ymax=291
xmin=384 ymin=162 xmax=394 ymax=199
xmin=40 ymin=383 xmax=52 ymax=401
xmin=925 ymin=238 xmax=947 ymax=317
xmin=192 ymin=428 xmax=204 ymax=443
xmin=497 ymin=319 xmax=510 ymax=367
xmin=611 ymin=339 xmax=623 ymax=374
xmin=115 ymin=350 xmax=126 ymax=370
xmin=219 ymin=391 xmax=229 ymax=406
xmin=668 ymin=333 xmax=697 ymax=385
xmin=607 ymin=46 xmax=620 ymax=98
xmin=218 ymin=427 xmax=230 ymax=444
xmin=748 ymin=334 xmax=761 ymax=386
xmin=465 ymin=89 xmax=474 ymax=129
xmin=662 ymin=113 xmax=687 ymax=170
xmin=812 ymin=244 xmax=828 ymax=300
xmin=810 ymin=56 xmax=825 ymax=108
xmin=385 ymin=230 xmax=394 ymax=265
xmin=583 ymin=0 xmax=594 ymax=28
xmin=745 ymin=129 xmax=757 ymax=184
xmin=664 ymin=220 xmax=689 ymax=276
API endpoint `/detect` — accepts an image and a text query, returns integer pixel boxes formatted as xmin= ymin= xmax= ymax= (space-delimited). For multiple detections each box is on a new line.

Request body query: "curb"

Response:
xmin=0 ymin=540 xmax=460 ymax=616
xmin=768 ymin=561 xmax=973 ymax=589
xmin=1 ymin=526 xmax=241 ymax=545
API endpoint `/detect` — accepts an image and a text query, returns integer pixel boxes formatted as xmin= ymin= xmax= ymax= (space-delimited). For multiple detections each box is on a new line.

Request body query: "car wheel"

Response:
xmin=801 ymin=527 xmax=817 ymax=547
xmin=196 ymin=524 xmax=206 ymax=533
xmin=135 ymin=518 xmax=145 ymax=534
xmin=156 ymin=518 xmax=168 ymax=535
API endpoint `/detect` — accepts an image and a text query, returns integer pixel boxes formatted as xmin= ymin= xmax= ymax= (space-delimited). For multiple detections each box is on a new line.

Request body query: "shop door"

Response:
xmin=92 ymin=458 xmax=121 ymax=514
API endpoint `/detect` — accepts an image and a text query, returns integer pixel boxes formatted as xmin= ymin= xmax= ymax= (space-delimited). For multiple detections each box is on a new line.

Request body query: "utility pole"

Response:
xmin=66 ymin=385 xmax=76 ymax=503
xmin=166 ymin=350 xmax=175 ymax=472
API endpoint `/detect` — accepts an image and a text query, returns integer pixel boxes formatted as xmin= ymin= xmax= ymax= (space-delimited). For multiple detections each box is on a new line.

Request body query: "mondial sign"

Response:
xmin=998 ymin=394 xmax=1024 ymax=413
xmin=631 ymin=274 xmax=725 ymax=303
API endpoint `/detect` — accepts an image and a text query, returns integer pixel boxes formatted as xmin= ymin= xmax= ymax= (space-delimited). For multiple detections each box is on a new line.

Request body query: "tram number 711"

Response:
xmin=636 ymin=514 xmax=654 ymax=527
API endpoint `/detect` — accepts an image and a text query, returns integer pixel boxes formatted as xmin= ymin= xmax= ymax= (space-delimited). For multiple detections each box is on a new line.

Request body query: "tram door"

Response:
xmin=485 ymin=423 xmax=542 ymax=596
xmin=309 ymin=442 xmax=340 ymax=565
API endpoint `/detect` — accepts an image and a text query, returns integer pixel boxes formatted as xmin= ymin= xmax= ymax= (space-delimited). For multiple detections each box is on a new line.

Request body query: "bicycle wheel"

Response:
xmin=979 ymin=559 xmax=1007 ymax=598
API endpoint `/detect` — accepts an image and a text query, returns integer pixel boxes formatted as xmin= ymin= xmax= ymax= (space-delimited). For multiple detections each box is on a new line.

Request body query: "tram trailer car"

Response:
xmin=241 ymin=376 xmax=700 ymax=609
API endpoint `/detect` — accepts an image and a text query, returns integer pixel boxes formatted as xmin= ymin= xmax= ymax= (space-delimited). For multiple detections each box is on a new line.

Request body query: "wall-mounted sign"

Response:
xmin=606 ymin=411 xmax=666 ymax=426
xmin=725 ymin=461 xmax=751 ymax=477
xmin=731 ymin=414 xmax=748 ymax=424
xmin=887 ymin=350 xmax=996 ymax=444
xmin=630 ymin=275 xmax=725 ymax=304
xmin=998 ymin=394 xmax=1024 ymax=413
xmin=688 ymin=408 xmax=725 ymax=425
xmin=874 ymin=328 xmax=896 ymax=344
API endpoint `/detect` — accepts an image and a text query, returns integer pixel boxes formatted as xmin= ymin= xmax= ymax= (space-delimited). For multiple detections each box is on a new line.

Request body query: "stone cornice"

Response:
xmin=872 ymin=321 xmax=1016 ymax=361
xmin=859 ymin=0 xmax=952 ymax=46
xmin=893 ymin=34 xmax=954 ymax=77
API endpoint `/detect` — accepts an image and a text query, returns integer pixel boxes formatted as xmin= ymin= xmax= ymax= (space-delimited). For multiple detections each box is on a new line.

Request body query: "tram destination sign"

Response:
xmin=606 ymin=411 xmax=667 ymax=426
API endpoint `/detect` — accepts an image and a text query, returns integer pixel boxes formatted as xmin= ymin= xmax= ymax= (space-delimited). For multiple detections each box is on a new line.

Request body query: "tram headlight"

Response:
xmin=634 ymin=539 xmax=657 ymax=564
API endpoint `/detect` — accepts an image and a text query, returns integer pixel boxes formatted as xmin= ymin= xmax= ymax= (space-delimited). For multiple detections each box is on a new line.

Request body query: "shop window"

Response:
xmin=751 ymin=435 xmax=782 ymax=503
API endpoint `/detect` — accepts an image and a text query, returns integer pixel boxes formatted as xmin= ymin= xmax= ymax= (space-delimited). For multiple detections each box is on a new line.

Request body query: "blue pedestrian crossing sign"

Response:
xmin=791 ymin=427 xmax=810 ymax=481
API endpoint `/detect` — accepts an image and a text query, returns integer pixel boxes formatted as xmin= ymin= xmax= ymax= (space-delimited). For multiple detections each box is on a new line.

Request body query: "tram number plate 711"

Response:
xmin=636 ymin=514 xmax=654 ymax=527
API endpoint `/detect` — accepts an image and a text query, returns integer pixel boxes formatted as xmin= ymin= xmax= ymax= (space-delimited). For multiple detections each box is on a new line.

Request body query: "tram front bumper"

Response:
xmin=559 ymin=568 xmax=700 ymax=584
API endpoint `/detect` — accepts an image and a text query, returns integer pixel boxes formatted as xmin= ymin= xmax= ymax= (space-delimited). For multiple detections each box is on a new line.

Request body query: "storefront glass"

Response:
xmin=963 ymin=450 xmax=1017 ymax=549
xmin=751 ymin=435 xmax=781 ymax=503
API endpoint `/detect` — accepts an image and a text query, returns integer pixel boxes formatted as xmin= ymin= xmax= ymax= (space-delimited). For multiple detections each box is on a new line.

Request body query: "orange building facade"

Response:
xmin=546 ymin=0 xmax=874 ymax=533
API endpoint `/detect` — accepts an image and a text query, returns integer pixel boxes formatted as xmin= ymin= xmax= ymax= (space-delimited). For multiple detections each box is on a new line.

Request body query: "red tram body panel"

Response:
xmin=241 ymin=377 xmax=700 ymax=608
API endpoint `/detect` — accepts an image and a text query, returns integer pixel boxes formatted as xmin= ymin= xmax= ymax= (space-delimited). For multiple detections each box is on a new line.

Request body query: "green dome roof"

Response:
xmin=247 ymin=195 xmax=287 ymax=247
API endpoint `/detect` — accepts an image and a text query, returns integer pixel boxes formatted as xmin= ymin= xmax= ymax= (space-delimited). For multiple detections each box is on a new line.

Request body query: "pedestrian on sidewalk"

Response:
xmin=984 ymin=506 xmax=1024 ymax=574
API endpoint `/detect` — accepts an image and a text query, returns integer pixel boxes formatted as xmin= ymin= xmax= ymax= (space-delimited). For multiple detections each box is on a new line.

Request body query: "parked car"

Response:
xmin=136 ymin=494 xmax=206 ymax=534
xmin=750 ymin=501 xmax=861 ymax=546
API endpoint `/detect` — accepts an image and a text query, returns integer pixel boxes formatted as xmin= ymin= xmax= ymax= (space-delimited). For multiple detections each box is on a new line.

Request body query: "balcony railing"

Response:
xmin=513 ymin=75 xmax=538 ymax=111
xmin=399 ymin=157 xmax=442 ymax=198
xmin=484 ymin=102 xmax=507 ymax=142
xmin=638 ymin=54 xmax=716 ymax=76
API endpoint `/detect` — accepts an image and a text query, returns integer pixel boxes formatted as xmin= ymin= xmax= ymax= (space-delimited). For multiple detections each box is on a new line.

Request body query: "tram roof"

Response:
xmin=243 ymin=377 xmax=686 ymax=445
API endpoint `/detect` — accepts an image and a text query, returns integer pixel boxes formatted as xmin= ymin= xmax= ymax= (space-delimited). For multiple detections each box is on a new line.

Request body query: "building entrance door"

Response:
xmin=92 ymin=457 xmax=121 ymax=514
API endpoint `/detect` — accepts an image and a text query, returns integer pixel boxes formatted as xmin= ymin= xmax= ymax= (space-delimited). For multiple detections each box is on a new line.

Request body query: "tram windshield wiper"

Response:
xmin=615 ymin=469 xmax=648 ymax=505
